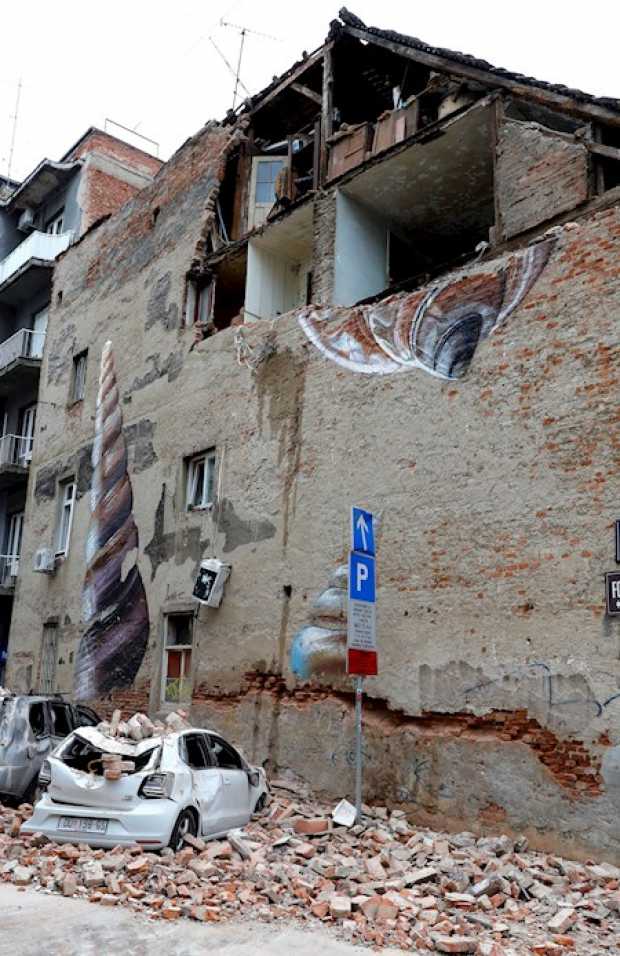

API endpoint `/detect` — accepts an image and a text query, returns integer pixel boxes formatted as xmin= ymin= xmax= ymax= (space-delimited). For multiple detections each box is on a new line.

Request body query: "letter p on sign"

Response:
xmin=349 ymin=552 xmax=375 ymax=603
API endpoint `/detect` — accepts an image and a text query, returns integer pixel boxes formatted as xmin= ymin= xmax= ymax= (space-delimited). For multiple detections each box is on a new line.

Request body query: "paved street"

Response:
xmin=0 ymin=884 xmax=409 ymax=956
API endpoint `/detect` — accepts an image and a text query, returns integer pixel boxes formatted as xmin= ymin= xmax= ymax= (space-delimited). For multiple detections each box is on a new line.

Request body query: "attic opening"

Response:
xmin=595 ymin=124 xmax=620 ymax=193
xmin=332 ymin=100 xmax=495 ymax=305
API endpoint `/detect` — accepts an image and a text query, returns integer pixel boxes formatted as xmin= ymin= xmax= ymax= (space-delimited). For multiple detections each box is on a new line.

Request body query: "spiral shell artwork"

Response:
xmin=290 ymin=565 xmax=348 ymax=679
xmin=298 ymin=238 xmax=555 ymax=380
xmin=74 ymin=341 xmax=149 ymax=700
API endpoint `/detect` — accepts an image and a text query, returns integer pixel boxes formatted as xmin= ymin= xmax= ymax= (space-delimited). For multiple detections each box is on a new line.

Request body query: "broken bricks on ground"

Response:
xmin=2 ymin=780 xmax=619 ymax=954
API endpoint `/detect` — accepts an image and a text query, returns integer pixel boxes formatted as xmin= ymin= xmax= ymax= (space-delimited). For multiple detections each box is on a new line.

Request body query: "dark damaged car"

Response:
xmin=0 ymin=694 xmax=99 ymax=804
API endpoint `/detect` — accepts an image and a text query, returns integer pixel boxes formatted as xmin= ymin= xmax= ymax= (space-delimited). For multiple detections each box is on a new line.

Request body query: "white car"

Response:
xmin=21 ymin=726 xmax=268 ymax=851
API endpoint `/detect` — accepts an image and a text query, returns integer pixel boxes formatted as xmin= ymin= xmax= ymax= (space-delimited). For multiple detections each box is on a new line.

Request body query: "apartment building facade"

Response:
xmin=5 ymin=11 xmax=620 ymax=859
xmin=0 ymin=130 xmax=161 ymax=683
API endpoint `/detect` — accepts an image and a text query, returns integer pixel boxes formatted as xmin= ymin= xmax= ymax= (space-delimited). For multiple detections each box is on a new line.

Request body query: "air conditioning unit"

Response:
xmin=192 ymin=558 xmax=231 ymax=608
xmin=33 ymin=547 xmax=56 ymax=574
xmin=17 ymin=208 xmax=35 ymax=233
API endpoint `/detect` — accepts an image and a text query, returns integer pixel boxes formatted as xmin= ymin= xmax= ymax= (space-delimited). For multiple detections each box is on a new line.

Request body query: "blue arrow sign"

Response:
xmin=352 ymin=507 xmax=375 ymax=556
xmin=349 ymin=551 xmax=376 ymax=603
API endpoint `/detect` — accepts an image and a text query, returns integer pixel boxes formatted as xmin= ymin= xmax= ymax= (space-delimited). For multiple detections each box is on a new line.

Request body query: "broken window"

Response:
xmin=186 ymin=450 xmax=216 ymax=511
xmin=208 ymin=735 xmax=242 ymax=770
xmin=184 ymin=276 xmax=215 ymax=328
xmin=49 ymin=702 xmax=73 ymax=737
xmin=182 ymin=733 xmax=211 ymax=770
xmin=55 ymin=477 xmax=76 ymax=556
xmin=162 ymin=613 xmax=194 ymax=704
xmin=28 ymin=702 xmax=46 ymax=738
xmin=71 ymin=350 xmax=87 ymax=402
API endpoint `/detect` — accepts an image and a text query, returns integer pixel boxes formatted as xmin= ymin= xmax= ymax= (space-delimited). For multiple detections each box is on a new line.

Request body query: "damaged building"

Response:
xmin=0 ymin=129 xmax=161 ymax=684
xmin=4 ymin=10 xmax=620 ymax=861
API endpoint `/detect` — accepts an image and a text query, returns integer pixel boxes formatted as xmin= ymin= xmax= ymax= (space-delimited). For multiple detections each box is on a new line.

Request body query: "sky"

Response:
xmin=1 ymin=0 xmax=620 ymax=181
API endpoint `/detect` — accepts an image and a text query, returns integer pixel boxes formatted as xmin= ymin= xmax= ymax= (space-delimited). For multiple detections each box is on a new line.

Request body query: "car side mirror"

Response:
xmin=247 ymin=770 xmax=260 ymax=788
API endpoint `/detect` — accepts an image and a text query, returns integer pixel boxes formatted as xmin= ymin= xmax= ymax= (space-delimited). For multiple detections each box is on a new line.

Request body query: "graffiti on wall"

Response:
xmin=74 ymin=342 xmax=149 ymax=699
xmin=299 ymin=239 xmax=555 ymax=380
xmin=290 ymin=564 xmax=348 ymax=679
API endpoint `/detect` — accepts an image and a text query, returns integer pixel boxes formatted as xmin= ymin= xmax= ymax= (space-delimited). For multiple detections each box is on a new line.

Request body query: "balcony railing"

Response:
xmin=0 ymin=554 xmax=19 ymax=588
xmin=0 ymin=230 xmax=73 ymax=287
xmin=0 ymin=328 xmax=46 ymax=372
xmin=0 ymin=434 xmax=33 ymax=469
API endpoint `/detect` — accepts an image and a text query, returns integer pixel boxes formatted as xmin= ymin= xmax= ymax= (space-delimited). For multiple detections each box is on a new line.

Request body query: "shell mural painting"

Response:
xmin=74 ymin=342 xmax=149 ymax=699
xmin=298 ymin=238 xmax=555 ymax=381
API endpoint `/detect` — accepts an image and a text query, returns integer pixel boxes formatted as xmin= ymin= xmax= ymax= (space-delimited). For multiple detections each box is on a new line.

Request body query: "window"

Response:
xmin=46 ymin=210 xmax=65 ymax=235
xmin=249 ymin=157 xmax=286 ymax=229
xmin=184 ymin=277 xmax=215 ymax=327
xmin=209 ymin=735 xmax=242 ymax=770
xmin=28 ymin=702 xmax=47 ymax=738
xmin=17 ymin=404 xmax=36 ymax=463
xmin=74 ymin=705 xmax=99 ymax=728
xmin=29 ymin=305 xmax=48 ymax=359
xmin=182 ymin=733 xmax=211 ymax=769
xmin=186 ymin=450 xmax=216 ymax=510
xmin=71 ymin=351 xmax=87 ymax=402
xmin=162 ymin=613 xmax=193 ymax=704
xmin=49 ymin=702 xmax=72 ymax=737
xmin=56 ymin=478 xmax=76 ymax=556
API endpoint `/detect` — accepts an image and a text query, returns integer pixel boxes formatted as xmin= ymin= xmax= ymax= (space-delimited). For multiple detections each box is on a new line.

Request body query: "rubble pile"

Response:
xmin=95 ymin=708 xmax=190 ymax=742
xmin=1 ymin=785 xmax=619 ymax=954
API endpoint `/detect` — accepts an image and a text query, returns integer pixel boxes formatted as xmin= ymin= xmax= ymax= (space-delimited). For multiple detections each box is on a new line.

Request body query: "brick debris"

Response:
xmin=1 ymin=781 xmax=619 ymax=953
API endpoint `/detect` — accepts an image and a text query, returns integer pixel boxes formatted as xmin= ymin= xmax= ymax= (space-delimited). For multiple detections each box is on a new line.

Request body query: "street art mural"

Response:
xmin=74 ymin=342 xmax=149 ymax=699
xmin=299 ymin=238 xmax=555 ymax=380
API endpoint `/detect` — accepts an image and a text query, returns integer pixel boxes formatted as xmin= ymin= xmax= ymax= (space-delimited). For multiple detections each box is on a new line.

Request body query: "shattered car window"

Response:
xmin=49 ymin=703 xmax=72 ymax=737
xmin=59 ymin=734 xmax=160 ymax=774
xmin=210 ymin=736 xmax=242 ymax=770
xmin=28 ymin=702 xmax=46 ymax=738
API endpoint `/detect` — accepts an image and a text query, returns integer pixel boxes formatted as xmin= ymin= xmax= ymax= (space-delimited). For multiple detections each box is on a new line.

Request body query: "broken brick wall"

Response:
xmin=496 ymin=118 xmax=590 ymax=239
xmin=5 ymin=118 xmax=620 ymax=860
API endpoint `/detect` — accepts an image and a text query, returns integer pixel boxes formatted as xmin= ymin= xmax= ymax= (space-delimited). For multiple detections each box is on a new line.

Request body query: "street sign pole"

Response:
xmin=354 ymin=676 xmax=363 ymax=822
xmin=348 ymin=506 xmax=377 ymax=824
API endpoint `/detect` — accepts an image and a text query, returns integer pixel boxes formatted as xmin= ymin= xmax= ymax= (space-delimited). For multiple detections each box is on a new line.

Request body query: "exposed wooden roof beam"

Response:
xmin=341 ymin=24 xmax=620 ymax=128
xmin=291 ymin=82 xmax=322 ymax=107
xmin=248 ymin=45 xmax=328 ymax=114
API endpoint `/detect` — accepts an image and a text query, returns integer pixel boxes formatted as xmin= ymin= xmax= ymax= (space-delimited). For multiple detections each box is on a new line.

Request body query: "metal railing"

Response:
xmin=0 ymin=434 xmax=33 ymax=468
xmin=0 ymin=328 xmax=46 ymax=370
xmin=0 ymin=230 xmax=73 ymax=287
xmin=0 ymin=554 xmax=19 ymax=588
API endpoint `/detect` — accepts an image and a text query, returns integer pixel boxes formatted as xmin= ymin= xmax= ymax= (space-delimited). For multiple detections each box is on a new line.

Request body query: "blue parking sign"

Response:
xmin=349 ymin=552 xmax=375 ymax=603
xmin=352 ymin=507 xmax=375 ymax=556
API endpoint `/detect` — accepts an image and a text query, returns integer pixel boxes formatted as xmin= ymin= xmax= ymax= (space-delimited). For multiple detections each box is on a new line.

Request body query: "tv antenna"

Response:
xmin=218 ymin=19 xmax=281 ymax=110
xmin=6 ymin=78 xmax=22 ymax=183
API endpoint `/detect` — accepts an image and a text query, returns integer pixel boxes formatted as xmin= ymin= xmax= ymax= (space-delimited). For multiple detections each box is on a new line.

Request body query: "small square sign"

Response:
xmin=606 ymin=572 xmax=620 ymax=616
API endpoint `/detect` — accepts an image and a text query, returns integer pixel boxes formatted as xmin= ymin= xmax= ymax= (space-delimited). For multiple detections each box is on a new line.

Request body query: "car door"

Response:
xmin=180 ymin=732 xmax=230 ymax=837
xmin=207 ymin=734 xmax=252 ymax=828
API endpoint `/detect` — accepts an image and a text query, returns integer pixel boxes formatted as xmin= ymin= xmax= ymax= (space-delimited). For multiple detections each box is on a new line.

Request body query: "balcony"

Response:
xmin=0 ymin=328 xmax=45 ymax=395
xmin=0 ymin=434 xmax=33 ymax=490
xmin=0 ymin=554 xmax=19 ymax=592
xmin=0 ymin=230 xmax=73 ymax=306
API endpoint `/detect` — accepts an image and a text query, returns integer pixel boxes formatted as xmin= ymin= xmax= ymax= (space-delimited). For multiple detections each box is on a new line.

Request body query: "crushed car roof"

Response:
xmin=72 ymin=725 xmax=222 ymax=756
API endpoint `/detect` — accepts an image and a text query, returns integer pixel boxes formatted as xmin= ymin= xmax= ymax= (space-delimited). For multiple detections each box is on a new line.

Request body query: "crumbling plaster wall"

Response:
xmin=496 ymin=118 xmax=590 ymax=239
xmin=6 ymin=115 xmax=620 ymax=859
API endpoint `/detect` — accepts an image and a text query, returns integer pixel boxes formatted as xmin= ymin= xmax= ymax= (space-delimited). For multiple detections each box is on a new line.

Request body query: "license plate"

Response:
xmin=57 ymin=816 xmax=108 ymax=834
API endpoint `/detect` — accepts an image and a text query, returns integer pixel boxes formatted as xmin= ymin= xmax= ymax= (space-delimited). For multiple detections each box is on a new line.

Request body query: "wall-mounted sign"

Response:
xmin=616 ymin=520 xmax=620 ymax=564
xmin=606 ymin=572 xmax=620 ymax=616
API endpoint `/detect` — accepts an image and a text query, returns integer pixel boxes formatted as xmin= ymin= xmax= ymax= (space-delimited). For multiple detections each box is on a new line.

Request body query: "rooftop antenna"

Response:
xmin=219 ymin=19 xmax=281 ymax=109
xmin=6 ymin=78 xmax=22 ymax=183
xmin=103 ymin=118 xmax=160 ymax=156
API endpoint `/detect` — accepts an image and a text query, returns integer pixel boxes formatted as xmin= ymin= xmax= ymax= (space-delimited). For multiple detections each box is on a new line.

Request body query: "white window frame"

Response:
xmin=248 ymin=156 xmax=286 ymax=230
xmin=55 ymin=478 xmax=76 ymax=556
xmin=161 ymin=613 xmax=194 ymax=705
xmin=46 ymin=210 xmax=65 ymax=235
xmin=186 ymin=450 xmax=216 ymax=511
xmin=72 ymin=351 xmax=87 ymax=402
xmin=184 ymin=277 xmax=215 ymax=327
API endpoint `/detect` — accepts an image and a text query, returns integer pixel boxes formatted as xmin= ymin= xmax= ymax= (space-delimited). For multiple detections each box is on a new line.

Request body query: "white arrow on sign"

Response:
xmin=356 ymin=512 xmax=370 ymax=552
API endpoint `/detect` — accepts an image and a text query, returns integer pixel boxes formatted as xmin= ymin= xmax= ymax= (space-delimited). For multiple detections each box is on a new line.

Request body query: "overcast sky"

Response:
xmin=2 ymin=1 xmax=619 ymax=181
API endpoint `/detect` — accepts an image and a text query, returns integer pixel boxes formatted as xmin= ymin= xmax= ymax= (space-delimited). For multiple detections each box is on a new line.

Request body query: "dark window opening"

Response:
xmin=596 ymin=125 xmax=620 ymax=193
xmin=28 ymin=702 xmax=46 ymax=738
xmin=71 ymin=350 xmax=88 ymax=403
xmin=49 ymin=703 xmax=73 ymax=737
xmin=183 ymin=733 xmax=211 ymax=770
xmin=209 ymin=735 xmax=243 ymax=770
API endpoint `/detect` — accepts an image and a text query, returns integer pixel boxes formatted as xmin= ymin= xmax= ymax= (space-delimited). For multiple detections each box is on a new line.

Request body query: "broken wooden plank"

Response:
xmin=291 ymin=82 xmax=322 ymax=106
xmin=320 ymin=44 xmax=334 ymax=184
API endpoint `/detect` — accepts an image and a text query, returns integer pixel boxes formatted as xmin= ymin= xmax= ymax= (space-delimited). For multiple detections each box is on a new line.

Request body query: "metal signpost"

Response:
xmin=348 ymin=507 xmax=377 ymax=822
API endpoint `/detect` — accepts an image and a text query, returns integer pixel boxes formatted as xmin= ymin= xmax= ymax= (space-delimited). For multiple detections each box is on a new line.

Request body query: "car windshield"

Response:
xmin=59 ymin=734 xmax=161 ymax=775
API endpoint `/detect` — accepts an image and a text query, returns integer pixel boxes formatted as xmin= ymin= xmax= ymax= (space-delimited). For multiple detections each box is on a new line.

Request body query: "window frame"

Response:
xmin=161 ymin=612 xmax=194 ymax=705
xmin=71 ymin=350 xmax=88 ymax=403
xmin=185 ymin=449 xmax=216 ymax=511
xmin=184 ymin=276 xmax=215 ymax=328
xmin=45 ymin=209 xmax=65 ymax=235
xmin=55 ymin=477 xmax=76 ymax=557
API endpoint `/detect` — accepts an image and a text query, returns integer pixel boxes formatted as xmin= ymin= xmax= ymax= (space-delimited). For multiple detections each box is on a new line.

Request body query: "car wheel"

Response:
xmin=169 ymin=808 xmax=198 ymax=852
